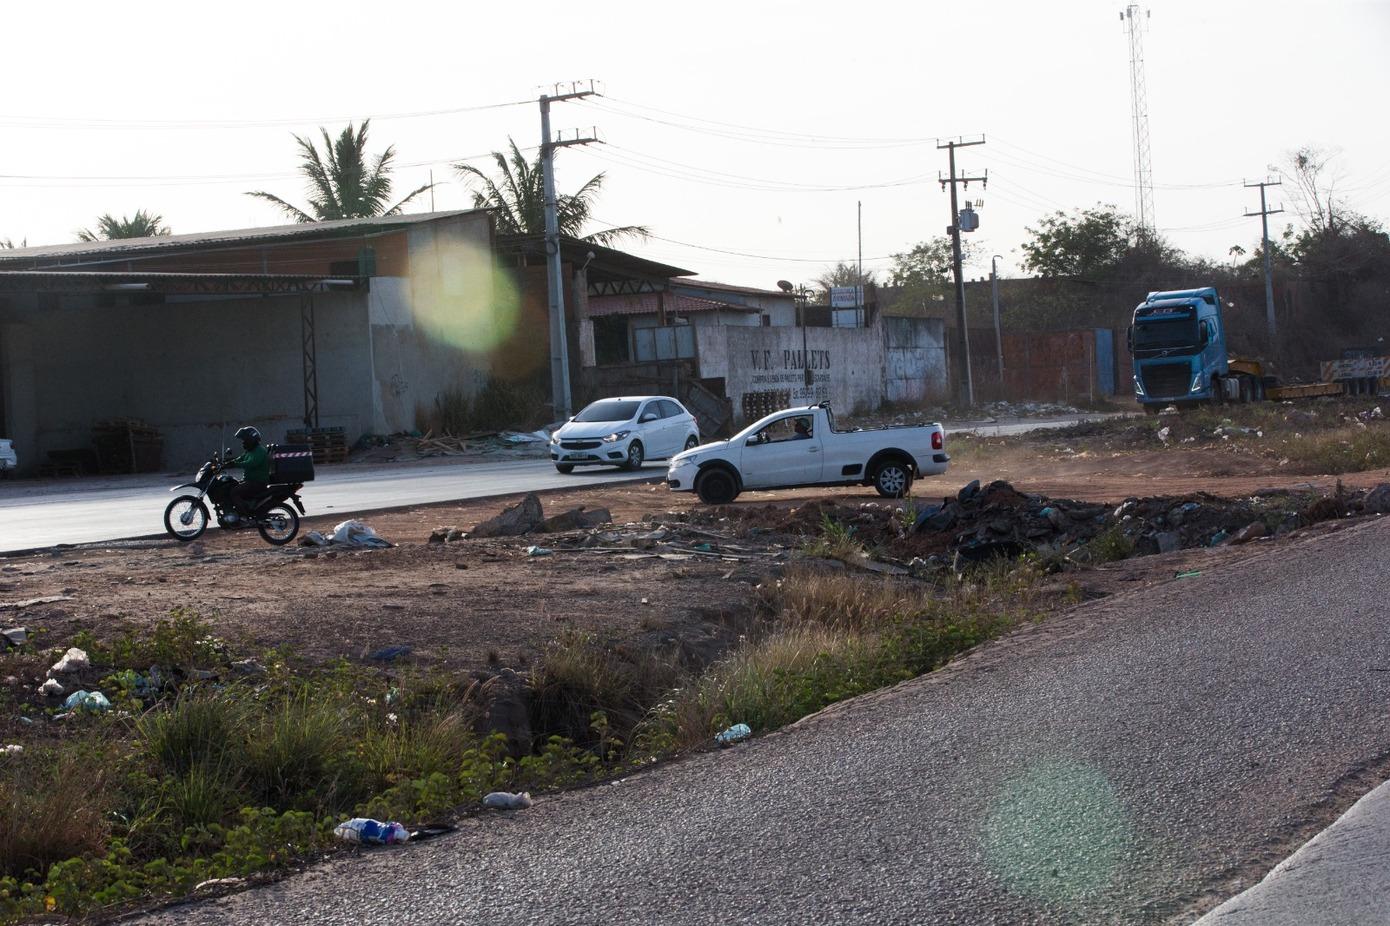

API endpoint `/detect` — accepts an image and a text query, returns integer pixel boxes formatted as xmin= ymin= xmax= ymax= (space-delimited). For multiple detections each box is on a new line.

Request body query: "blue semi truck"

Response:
xmin=1127 ymin=287 xmax=1340 ymax=413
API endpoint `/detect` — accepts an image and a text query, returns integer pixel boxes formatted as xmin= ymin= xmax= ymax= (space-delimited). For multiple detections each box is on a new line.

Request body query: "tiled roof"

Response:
xmin=587 ymin=293 xmax=762 ymax=317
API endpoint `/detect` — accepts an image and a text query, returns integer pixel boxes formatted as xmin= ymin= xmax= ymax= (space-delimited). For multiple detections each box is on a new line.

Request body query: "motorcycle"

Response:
xmin=164 ymin=449 xmax=306 ymax=546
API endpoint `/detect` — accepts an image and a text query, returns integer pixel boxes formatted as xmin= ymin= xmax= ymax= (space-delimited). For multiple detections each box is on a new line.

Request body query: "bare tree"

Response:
xmin=1279 ymin=146 xmax=1345 ymax=237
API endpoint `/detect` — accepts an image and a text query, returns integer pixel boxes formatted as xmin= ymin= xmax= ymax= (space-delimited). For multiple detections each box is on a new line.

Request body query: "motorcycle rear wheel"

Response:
xmin=164 ymin=496 xmax=209 ymax=541
xmin=257 ymin=503 xmax=300 ymax=546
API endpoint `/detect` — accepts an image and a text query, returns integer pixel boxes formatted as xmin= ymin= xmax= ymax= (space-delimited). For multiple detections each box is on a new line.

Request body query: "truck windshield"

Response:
xmin=1134 ymin=319 xmax=1198 ymax=353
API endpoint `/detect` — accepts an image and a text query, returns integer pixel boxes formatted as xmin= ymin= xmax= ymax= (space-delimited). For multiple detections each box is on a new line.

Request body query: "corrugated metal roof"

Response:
xmin=588 ymin=293 xmax=761 ymax=317
xmin=0 ymin=271 xmax=359 ymax=295
xmin=0 ymin=210 xmax=481 ymax=267
xmin=675 ymin=279 xmax=791 ymax=298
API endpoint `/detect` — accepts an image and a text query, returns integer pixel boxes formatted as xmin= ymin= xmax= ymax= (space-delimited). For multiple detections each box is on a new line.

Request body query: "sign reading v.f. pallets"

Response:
xmin=746 ymin=348 xmax=833 ymax=404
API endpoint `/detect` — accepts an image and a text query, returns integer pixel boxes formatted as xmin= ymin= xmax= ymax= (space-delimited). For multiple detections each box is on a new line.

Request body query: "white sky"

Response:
xmin=3 ymin=0 xmax=1387 ymax=287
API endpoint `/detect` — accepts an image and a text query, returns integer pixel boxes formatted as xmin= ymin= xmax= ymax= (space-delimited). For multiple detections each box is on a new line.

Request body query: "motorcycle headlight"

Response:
xmin=602 ymin=430 xmax=631 ymax=443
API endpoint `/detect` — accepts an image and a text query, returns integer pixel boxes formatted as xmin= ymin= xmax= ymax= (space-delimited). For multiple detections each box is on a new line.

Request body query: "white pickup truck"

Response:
xmin=665 ymin=403 xmax=948 ymax=504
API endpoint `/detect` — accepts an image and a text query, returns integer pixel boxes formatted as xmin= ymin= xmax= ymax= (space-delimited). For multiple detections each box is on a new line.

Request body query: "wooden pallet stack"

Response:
xmin=287 ymin=426 xmax=349 ymax=464
xmin=93 ymin=418 xmax=163 ymax=474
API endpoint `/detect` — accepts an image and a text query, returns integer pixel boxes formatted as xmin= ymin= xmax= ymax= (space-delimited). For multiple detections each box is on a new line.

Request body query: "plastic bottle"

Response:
xmin=333 ymin=818 xmax=410 ymax=845
xmin=715 ymin=723 xmax=752 ymax=746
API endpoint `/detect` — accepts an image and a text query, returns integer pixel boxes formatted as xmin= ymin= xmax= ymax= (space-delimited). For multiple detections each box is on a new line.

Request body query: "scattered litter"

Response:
xmin=230 ymin=658 xmax=267 ymax=676
xmin=0 ymin=595 xmax=74 ymax=611
xmin=368 ymin=645 xmax=412 ymax=663
xmin=1 ymin=627 xmax=26 ymax=647
xmin=333 ymin=818 xmax=411 ymax=845
xmin=38 ymin=678 xmax=64 ymax=698
xmin=194 ymin=878 xmax=244 ymax=892
xmin=1175 ymin=570 xmax=1202 ymax=579
xmin=500 ymin=429 xmax=551 ymax=444
xmin=715 ymin=723 xmax=752 ymax=746
xmin=299 ymin=531 xmax=329 ymax=547
xmin=1157 ymin=426 xmax=1171 ymax=443
xmin=49 ymin=647 xmax=89 ymax=674
xmin=483 ymin=791 xmax=533 ymax=810
xmin=62 ymin=690 xmax=111 ymax=712
xmin=409 ymin=823 xmax=457 ymax=841
xmin=525 ymin=545 xmax=553 ymax=557
xmin=1 ymin=744 xmax=22 ymax=756
xmin=328 ymin=520 xmax=392 ymax=548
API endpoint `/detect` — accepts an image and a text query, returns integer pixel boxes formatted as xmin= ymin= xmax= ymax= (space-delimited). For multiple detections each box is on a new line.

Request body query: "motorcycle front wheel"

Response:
xmin=164 ymin=496 xmax=209 ymax=541
xmin=257 ymin=503 xmax=300 ymax=546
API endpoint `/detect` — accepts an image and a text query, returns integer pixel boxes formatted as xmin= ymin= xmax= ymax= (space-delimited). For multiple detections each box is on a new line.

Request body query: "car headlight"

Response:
xmin=1190 ymin=374 xmax=1203 ymax=393
xmin=550 ymin=433 xmax=560 ymax=444
xmin=602 ymin=430 xmax=631 ymax=443
xmin=1133 ymin=374 xmax=1145 ymax=396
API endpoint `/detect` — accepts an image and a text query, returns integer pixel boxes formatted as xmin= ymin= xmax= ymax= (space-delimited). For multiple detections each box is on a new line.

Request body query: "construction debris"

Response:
xmin=471 ymin=493 xmax=546 ymax=538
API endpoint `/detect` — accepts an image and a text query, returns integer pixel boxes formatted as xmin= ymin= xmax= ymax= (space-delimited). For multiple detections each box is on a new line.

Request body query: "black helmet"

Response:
xmin=234 ymin=426 xmax=261 ymax=449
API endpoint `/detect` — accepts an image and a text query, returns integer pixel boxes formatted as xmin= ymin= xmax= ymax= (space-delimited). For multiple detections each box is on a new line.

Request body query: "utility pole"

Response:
xmin=938 ymin=137 xmax=986 ymax=406
xmin=856 ymin=200 xmax=864 ymax=327
xmin=990 ymin=255 xmax=1005 ymax=394
xmin=540 ymin=81 xmax=598 ymax=420
xmin=1244 ymin=177 xmax=1284 ymax=347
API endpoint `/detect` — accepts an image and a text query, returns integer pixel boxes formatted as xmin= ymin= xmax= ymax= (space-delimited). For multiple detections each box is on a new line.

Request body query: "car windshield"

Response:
xmin=1134 ymin=319 xmax=1198 ymax=352
xmin=574 ymin=400 xmax=641 ymax=423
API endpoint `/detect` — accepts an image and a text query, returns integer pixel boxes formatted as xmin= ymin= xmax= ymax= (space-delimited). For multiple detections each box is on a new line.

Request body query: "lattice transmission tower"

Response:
xmin=1122 ymin=4 xmax=1155 ymax=236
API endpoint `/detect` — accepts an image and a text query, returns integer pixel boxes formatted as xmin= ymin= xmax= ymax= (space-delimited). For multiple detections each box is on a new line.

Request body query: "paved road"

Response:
xmin=0 ymin=414 xmax=1125 ymax=553
xmin=133 ymin=512 xmax=1390 ymax=925
xmin=1194 ymin=778 xmax=1390 ymax=925
xmin=0 ymin=458 xmax=656 ymax=553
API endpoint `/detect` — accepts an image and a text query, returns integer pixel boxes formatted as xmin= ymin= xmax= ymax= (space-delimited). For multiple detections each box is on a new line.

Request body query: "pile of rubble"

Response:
xmin=665 ymin=479 xmax=1388 ymax=570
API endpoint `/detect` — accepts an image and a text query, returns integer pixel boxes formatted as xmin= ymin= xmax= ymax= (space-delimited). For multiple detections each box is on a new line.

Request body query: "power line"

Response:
xmin=0 ymin=146 xmax=538 ymax=188
xmin=0 ymin=98 xmax=533 ymax=131
xmin=588 ymin=217 xmax=896 ymax=263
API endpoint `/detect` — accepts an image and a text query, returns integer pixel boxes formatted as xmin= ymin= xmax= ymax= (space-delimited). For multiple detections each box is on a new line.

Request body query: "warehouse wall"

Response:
xmin=0 ymin=291 xmax=371 ymax=471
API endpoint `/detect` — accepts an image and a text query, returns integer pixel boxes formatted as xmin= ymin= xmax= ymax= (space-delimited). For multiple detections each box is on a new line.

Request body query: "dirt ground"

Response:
xmin=3 ymin=436 xmax=1386 ymax=685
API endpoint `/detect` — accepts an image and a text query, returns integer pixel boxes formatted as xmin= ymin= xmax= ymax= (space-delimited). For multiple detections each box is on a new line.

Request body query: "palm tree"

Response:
xmin=76 ymin=211 xmax=170 ymax=242
xmin=454 ymin=138 xmax=647 ymax=246
xmin=247 ymin=120 xmax=432 ymax=223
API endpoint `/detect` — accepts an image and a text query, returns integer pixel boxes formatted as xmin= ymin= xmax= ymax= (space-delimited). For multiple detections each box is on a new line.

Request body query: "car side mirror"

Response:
xmin=640 ymin=413 xmax=658 ymax=423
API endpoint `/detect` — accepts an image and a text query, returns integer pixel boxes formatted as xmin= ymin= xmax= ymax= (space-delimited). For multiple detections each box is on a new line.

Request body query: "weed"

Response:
xmin=139 ymin=689 xmax=247 ymax=777
xmin=243 ymin=692 xmax=356 ymax=813
xmin=1086 ymin=526 xmax=1135 ymax=564
xmin=803 ymin=513 xmax=867 ymax=563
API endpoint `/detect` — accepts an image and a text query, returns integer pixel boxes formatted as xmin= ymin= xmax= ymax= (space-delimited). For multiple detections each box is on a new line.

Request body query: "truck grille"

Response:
xmin=561 ymin=440 xmax=601 ymax=450
xmin=1141 ymin=363 xmax=1192 ymax=398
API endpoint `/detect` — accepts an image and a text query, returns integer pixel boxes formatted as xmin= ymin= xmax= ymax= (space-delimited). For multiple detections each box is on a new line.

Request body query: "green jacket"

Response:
xmin=228 ymin=445 xmax=270 ymax=483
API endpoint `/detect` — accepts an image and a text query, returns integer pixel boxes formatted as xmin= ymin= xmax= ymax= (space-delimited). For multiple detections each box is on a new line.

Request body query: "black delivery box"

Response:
xmin=269 ymin=444 xmax=316 ymax=482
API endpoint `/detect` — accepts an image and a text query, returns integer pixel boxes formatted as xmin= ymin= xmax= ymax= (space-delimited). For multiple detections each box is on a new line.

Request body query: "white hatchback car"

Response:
xmin=550 ymin=396 xmax=700 ymax=474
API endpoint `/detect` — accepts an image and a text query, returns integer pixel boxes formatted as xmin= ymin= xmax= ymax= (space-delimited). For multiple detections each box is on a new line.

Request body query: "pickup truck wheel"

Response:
xmin=696 ymin=468 xmax=739 ymax=505
xmin=872 ymin=460 xmax=913 ymax=498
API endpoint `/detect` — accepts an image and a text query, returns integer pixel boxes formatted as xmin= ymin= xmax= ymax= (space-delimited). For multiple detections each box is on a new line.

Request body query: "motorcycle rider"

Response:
xmin=224 ymin=426 xmax=270 ymax=518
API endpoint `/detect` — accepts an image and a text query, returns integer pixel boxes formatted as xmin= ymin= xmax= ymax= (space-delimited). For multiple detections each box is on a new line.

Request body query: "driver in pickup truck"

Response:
xmin=792 ymin=417 xmax=812 ymax=439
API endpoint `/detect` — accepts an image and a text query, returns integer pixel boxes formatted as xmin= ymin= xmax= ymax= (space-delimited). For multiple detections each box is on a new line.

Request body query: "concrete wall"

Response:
xmin=366 ymin=212 xmax=499 ymax=434
xmin=692 ymin=317 xmax=948 ymax=425
xmin=1 ymin=290 xmax=372 ymax=470
xmin=883 ymin=316 xmax=949 ymax=404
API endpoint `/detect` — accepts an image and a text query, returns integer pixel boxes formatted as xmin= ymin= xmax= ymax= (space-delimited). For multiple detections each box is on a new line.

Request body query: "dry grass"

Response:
xmin=0 ymin=753 xmax=110 ymax=879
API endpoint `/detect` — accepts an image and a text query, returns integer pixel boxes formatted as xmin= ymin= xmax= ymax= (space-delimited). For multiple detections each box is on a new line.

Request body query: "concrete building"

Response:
xmin=0 ymin=211 xmax=502 ymax=472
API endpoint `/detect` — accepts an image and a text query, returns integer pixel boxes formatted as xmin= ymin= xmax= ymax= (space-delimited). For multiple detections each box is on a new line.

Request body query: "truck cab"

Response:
xmin=1129 ymin=287 xmax=1230 ymax=409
